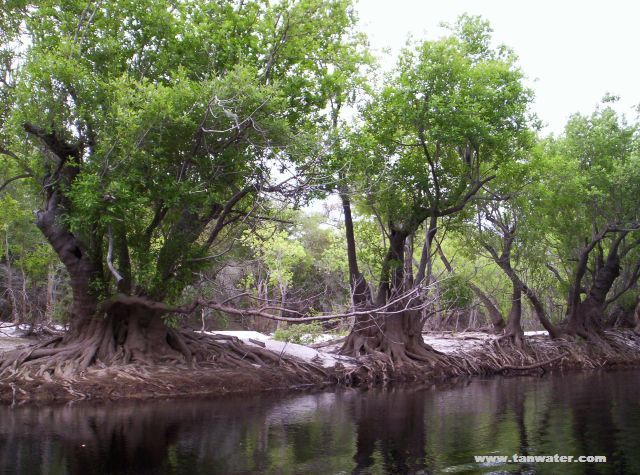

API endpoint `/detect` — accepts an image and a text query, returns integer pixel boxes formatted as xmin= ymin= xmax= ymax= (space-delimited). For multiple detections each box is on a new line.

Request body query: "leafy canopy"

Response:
xmin=2 ymin=0 xmax=364 ymax=301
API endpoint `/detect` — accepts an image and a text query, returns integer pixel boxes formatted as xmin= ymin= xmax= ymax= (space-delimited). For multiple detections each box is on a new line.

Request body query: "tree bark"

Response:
xmin=567 ymin=233 xmax=624 ymax=337
xmin=339 ymin=190 xmax=369 ymax=305
xmin=502 ymin=281 xmax=524 ymax=347
xmin=36 ymin=192 xmax=99 ymax=335
xmin=341 ymin=226 xmax=442 ymax=366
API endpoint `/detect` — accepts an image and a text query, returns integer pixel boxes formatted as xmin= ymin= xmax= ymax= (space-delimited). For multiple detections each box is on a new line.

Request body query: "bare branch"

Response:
xmin=106 ymin=227 xmax=123 ymax=284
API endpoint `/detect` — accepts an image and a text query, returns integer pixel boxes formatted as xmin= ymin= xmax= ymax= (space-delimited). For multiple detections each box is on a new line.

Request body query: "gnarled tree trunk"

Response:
xmin=502 ymin=282 xmax=524 ymax=347
xmin=1 ymin=125 xmax=298 ymax=380
xmin=341 ymin=226 xmax=443 ymax=369
xmin=566 ymin=233 xmax=623 ymax=339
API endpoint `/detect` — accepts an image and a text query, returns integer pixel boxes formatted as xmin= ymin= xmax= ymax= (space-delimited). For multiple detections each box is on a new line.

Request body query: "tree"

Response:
xmin=459 ymin=149 xmax=568 ymax=342
xmin=338 ymin=16 xmax=533 ymax=365
xmin=538 ymin=102 xmax=640 ymax=339
xmin=0 ymin=0 xmax=364 ymax=375
xmin=471 ymin=101 xmax=640 ymax=343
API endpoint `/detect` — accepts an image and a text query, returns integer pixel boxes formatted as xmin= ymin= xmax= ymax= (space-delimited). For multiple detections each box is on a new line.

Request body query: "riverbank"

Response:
xmin=2 ymin=327 xmax=640 ymax=403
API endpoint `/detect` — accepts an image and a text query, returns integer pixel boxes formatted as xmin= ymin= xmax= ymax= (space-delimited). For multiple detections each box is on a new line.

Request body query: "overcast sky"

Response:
xmin=356 ymin=0 xmax=640 ymax=134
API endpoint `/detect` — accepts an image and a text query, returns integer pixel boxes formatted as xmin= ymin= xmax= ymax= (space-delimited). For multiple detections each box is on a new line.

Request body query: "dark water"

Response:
xmin=1 ymin=370 xmax=639 ymax=474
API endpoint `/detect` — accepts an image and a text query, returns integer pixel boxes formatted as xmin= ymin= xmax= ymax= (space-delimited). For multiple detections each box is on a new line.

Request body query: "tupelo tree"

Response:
xmin=470 ymin=101 xmax=640 ymax=343
xmin=0 ymin=0 xmax=364 ymax=374
xmin=338 ymin=16 xmax=533 ymax=364
xmin=541 ymin=102 xmax=640 ymax=339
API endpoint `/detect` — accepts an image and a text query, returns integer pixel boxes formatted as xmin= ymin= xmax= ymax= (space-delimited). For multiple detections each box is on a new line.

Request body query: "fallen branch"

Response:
xmin=198 ymin=285 xmax=435 ymax=323
xmin=496 ymin=353 xmax=565 ymax=372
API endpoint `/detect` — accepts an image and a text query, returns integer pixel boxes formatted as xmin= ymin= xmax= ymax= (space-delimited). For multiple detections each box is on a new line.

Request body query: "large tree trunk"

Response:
xmin=341 ymin=227 xmax=443 ymax=368
xmin=35 ymin=193 xmax=100 ymax=336
xmin=502 ymin=282 xmax=524 ymax=347
xmin=339 ymin=190 xmax=370 ymax=305
xmin=567 ymin=237 xmax=622 ymax=338
xmin=24 ymin=189 xmax=201 ymax=372
xmin=339 ymin=191 xmax=375 ymax=356
xmin=0 ymin=158 xmax=200 ymax=374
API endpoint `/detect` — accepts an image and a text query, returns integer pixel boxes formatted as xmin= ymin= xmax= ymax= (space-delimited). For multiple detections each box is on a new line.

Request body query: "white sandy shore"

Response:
xmin=207 ymin=330 xmax=549 ymax=367
xmin=203 ymin=331 xmax=355 ymax=368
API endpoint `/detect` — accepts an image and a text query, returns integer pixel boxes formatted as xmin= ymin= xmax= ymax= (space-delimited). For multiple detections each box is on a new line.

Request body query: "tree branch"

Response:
xmin=205 ymin=184 xmax=255 ymax=246
xmin=106 ymin=227 xmax=123 ymax=284
xmin=437 ymin=175 xmax=495 ymax=217
xmin=0 ymin=173 xmax=31 ymax=193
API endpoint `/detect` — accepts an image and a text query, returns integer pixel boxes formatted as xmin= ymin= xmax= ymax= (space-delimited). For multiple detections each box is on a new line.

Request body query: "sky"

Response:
xmin=355 ymin=0 xmax=640 ymax=134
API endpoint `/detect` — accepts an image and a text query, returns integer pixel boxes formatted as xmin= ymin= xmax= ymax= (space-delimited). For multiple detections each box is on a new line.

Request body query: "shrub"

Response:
xmin=273 ymin=321 xmax=324 ymax=345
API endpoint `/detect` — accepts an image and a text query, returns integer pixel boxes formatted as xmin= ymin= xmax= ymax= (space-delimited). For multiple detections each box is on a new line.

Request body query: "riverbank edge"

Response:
xmin=2 ymin=329 xmax=640 ymax=404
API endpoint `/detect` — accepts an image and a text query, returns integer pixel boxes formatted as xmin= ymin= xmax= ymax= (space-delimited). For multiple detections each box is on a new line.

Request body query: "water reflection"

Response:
xmin=351 ymin=388 xmax=427 ymax=473
xmin=1 ymin=370 xmax=639 ymax=474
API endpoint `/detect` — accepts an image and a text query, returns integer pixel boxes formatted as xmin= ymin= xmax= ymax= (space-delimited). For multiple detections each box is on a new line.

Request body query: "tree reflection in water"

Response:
xmin=351 ymin=388 xmax=427 ymax=473
xmin=1 ymin=370 xmax=640 ymax=474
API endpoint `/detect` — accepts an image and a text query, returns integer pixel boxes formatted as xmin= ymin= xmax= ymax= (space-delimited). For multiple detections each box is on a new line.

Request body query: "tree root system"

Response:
xmin=335 ymin=329 xmax=640 ymax=385
xmin=3 ymin=329 xmax=640 ymax=403
xmin=0 ymin=329 xmax=329 ymax=404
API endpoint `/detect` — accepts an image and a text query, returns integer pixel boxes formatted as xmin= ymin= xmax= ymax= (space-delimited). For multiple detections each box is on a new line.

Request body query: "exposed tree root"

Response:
xmin=495 ymin=328 xmax=525 ymax=349
xmin=450 ymin=329 xmax=640 ymax=377
xmin=4 ymin=327 xmax=640 ymax=403
xmin=0 ymin=325 xmax=329 ymax=402
xmin=496 ymin=354 xmax=566 ymax=373
xmin=338 ymin=327 xmax=454 ymax=385
xmin=338 ymin=329 xmax=640 ymax=386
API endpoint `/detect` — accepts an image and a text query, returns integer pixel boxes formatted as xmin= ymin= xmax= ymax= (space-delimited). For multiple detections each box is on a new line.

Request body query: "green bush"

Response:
xmin=273 ymin=321 xmax=324 ymax=345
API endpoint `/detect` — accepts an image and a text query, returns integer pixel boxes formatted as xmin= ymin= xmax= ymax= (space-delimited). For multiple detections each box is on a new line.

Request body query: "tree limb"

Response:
xmin=106 ymin=227 xmax=123 ymax=284
xmin=0 ymin=173 xmax=31 ymax=193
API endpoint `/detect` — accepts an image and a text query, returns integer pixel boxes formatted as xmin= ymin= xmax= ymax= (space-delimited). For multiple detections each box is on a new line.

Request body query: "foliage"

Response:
xmin=273 ymin=321 xmax=324 ymax=345
xmin=0 ymin=3 xmax=637 ymax=338
xmin=356 ymin=15 xmax=533 ymax=233
xmin=438 ymin=274 xmax=474 ymax=310
xmin=243 ymin=225 xmax=308 ymax=292
xmin=0 ymin=0 xmax=365 ymax=309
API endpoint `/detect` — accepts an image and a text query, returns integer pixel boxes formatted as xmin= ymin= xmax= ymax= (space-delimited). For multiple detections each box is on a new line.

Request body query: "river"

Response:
xmin=0 ymin=369 xmax=638 ymax=474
